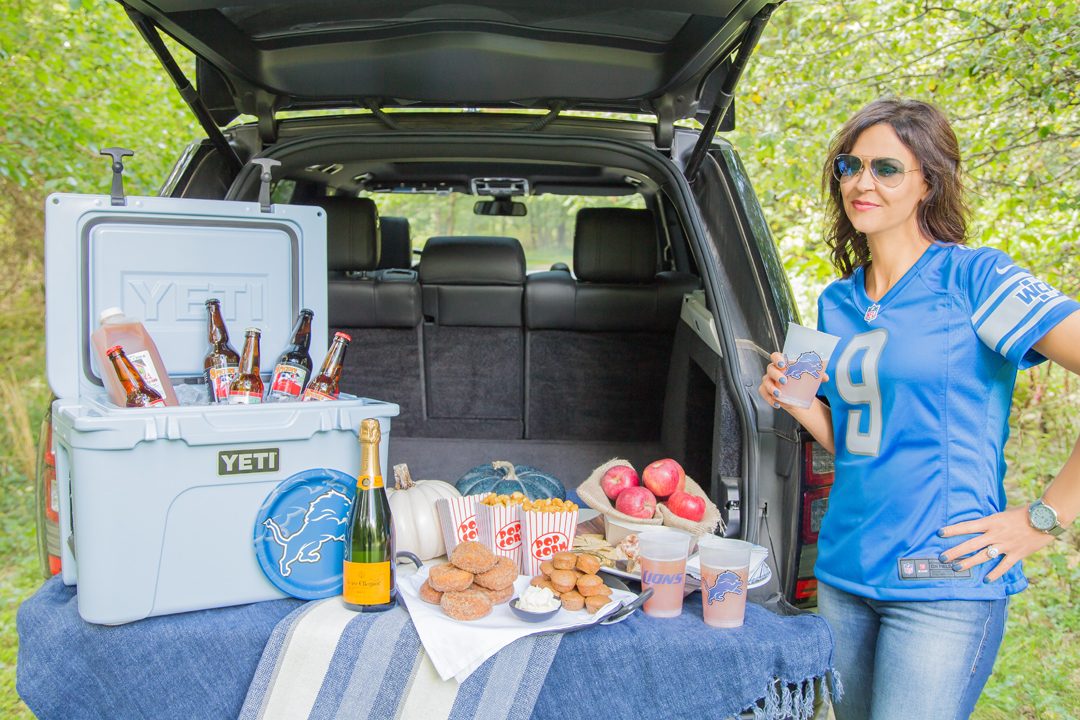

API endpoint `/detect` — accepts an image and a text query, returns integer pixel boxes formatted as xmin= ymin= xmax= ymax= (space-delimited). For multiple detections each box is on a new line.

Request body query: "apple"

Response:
xmin=665 ymin=490 xmax=706 ymax=522
xmin=601 ymin=464 xmax=640 ymax=500
xmin=642 ymin=458 xmax=686 ymax=499
xmin=614 ymin=486 xmax=657 ymax=519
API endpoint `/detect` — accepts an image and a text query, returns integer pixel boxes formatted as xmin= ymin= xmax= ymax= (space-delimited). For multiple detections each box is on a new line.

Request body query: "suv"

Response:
xmin=36 ymin=0 xmax=833 ymax=609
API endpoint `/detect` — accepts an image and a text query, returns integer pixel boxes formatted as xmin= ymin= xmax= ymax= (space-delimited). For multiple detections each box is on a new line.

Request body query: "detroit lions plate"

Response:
xmin=254 ymin=468 xmax=356 ymax=600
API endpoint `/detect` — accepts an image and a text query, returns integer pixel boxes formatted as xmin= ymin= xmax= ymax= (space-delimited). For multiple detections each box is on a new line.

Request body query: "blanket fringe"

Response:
xmin=746 ymin=670 xmax=843 ymax=720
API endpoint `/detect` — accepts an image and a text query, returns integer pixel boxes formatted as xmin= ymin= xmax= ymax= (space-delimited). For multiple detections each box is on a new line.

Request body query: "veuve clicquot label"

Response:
xmin=359 ymin=474 xmax=383 ymax=490
xmin=342 ymin=560 xmax=391 ymax=605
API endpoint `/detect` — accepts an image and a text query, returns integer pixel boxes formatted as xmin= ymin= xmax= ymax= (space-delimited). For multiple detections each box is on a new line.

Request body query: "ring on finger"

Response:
xmin=986 ymin=545 xmax=1002 ymax=559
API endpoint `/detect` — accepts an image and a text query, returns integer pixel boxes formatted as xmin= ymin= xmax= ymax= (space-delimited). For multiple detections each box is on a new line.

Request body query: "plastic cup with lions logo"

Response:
xmin=638 ymin=529 xmax=693 ymax=618
xmin=776 ymin=322 xmax=841 ymax=409
xmin=697 ymin=537 xmax=753 ymax=628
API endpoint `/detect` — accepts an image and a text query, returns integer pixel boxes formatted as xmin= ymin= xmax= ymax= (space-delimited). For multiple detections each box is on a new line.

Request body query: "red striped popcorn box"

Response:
xmin=519 ymin=507 xmax=579 ymax=576
xmin=476 ymin=502 xmax=524 ymax=570
xmin=435 ymin=494 xmax=487 ymax=555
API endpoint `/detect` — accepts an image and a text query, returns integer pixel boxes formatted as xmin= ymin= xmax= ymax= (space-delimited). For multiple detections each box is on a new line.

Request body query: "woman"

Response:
xmin=758 ymin=98 xmax=1080 ymax=719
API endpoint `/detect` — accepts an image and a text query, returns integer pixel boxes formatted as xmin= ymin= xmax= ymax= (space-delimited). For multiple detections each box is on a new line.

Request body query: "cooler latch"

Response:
xmin=250 ymin=158 xmax=281 ymax=213
xmin=100 ymin=147 xmax=133 ymax=206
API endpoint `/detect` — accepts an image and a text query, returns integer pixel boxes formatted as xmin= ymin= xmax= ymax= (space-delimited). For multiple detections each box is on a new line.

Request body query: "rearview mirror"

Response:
xmin=474 ymin=199 xmax=527 ymax=217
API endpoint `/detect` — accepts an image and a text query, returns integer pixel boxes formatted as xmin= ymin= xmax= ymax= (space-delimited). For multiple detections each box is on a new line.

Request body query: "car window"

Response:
xmin=362 ymin=192 xmax=645 ymax=273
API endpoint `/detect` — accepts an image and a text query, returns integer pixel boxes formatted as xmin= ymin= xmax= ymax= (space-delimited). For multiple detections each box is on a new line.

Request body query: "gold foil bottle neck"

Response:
xmin=359 ymin=418 xmax=381 ymax=445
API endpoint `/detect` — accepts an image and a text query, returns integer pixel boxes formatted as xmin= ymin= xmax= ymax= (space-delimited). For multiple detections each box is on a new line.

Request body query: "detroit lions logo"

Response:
xmin=705 ymin=570 xmax=743 ymax=605
xmin=784 ymin=351 xmax=824 ymax=380
xmin=262 ymin=489 xmax=352 ymax=576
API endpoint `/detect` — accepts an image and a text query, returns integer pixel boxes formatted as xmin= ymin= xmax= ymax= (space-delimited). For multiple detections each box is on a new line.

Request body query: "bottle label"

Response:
xmin=207 ymin=365 xmax=238 ymax=402
xmin=268 ymin=363 xmax=308 ymax=400
xmin=357 ymin=474 xmax=384 ymax=490
xmin=303 ymin=387 xmax=338 ymax=402
xmin=127 ymin=350 xmax=167 ymax=398
xmin=147 ymin=398 xmax=166 ymax=408
xmin=343 ymin=560 xmax=391 ymax=605
xmin=227 ymin=391 xmax=263 ymax=405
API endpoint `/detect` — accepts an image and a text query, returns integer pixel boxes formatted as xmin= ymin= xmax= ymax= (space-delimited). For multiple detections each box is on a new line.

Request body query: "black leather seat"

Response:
xmin=524 ymin=208 xmax=699 ymax=440
xmin=416 ymin=236 xmax=526 ymax=437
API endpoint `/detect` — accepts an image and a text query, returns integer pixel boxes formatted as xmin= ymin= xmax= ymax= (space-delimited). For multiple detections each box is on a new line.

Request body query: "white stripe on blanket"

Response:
xmin=396 ymin=650 xmax=461 ymax=720
xmin=260 ymin=599 xmax=357 ymax=719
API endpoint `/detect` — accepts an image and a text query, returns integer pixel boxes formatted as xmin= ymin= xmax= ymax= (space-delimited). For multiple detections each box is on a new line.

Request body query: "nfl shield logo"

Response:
xmin=864 ymin=304 xmax=880 ymax=322
xmin=902 ymin=561 xmax=915 ymax=576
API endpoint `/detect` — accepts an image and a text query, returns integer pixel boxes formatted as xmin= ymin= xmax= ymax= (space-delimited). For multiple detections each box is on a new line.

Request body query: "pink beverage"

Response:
xmin=697 ymin=537 xmax=752 ymax=628
xmin=700 ymin=564 xmax=749 ymax=628
xmin=640 ymin=556 xmax=688 ymax=618
xmin=775 ymin=369 xmax=822 ymax=409
xmin=638 ymin=530 xmax=692 ymax=618
xmin=90 ymin=307 xmax=178 ymax=407
xmin=775 ymin=323 xmax=840 ymax=410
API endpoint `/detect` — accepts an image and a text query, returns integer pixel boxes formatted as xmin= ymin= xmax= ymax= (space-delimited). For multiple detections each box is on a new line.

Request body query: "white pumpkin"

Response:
xmin=387 ymin=464 xmax=461 ymax=561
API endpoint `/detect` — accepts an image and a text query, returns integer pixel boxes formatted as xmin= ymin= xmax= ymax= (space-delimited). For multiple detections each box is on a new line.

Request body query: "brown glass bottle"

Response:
xmin=302 ymin=332 xmax=351 ymax=401
xmin=106 ymin=345 xmax=165 ymax=408
xmin=343 ymin=418 xmax=396 ymax=612
xmin=228 ymin=328 xmax=263 ymax=404
xmin=204 ymin=298 xmax=241 ymax=403
xmin=267 ymin=309 xmax=314 ymax=402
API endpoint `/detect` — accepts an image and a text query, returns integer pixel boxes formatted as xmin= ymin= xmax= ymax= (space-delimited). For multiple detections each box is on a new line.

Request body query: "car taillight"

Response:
xmin=794 ymin=438 xmax=833 ymax=609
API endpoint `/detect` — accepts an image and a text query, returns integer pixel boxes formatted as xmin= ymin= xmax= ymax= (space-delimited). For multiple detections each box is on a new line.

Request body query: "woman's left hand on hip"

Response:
xmin=938 ymin=507 xmax=1056 ymax=582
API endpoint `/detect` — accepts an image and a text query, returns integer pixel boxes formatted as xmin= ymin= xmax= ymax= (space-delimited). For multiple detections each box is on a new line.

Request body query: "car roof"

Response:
xmin=120 ymin=0 xmax=780 ymax=126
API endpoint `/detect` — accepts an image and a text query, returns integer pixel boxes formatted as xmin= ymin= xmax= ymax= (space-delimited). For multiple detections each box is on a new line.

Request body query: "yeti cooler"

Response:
xmin=44 ymin=193 xmax=398 ymax=625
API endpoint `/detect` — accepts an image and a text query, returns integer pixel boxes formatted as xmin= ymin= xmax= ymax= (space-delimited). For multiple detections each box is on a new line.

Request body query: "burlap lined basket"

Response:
xmin=577 ymin=457 xmax=723 ymax=537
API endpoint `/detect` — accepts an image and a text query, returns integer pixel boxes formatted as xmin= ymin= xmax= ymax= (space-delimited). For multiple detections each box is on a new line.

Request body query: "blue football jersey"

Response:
xmin=814 ymin=242 xmax=1079 ymax=601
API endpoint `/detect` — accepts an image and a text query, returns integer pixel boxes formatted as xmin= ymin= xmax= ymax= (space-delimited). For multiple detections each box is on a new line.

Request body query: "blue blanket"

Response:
xmin=18 ymin=577 xmax=838 ymax=719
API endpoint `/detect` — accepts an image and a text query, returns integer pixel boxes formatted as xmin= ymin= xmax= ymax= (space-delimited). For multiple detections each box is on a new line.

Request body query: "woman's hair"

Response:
xmin=822 ymin=98 xmax=970 ymax=277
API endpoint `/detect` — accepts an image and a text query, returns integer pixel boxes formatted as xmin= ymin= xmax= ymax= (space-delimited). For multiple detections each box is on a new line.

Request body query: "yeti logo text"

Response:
xmin=218 ymin=448 xmax=280 ymax=475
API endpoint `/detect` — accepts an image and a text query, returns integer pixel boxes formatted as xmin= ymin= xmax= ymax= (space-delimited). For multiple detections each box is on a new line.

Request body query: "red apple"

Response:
xmin=642 ymin=458 xmax=686 ymax=499
xmin=614 ymin=486 xmax=657 ymax=519
xmin=665 ymin=490 xmax=706 ymax=522
xmin=601 ymin=464 xmax=640 ymax=500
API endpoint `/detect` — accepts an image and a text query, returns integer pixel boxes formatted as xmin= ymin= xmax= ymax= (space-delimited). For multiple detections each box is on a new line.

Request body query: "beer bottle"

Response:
xmin=204 ymin=298 xmax=240 ymax=403
xmin=302 ymin=331 xmax=351 ymax=401
xmin=343 ymin=418 xmax=396 ymax=612
xmin=106 ymin=345 xmax=166 ymax=408
xmin=228 ymin=328 xmax=263 ymax=404
xmin=266 ymin=309 xmax=314 ymax=402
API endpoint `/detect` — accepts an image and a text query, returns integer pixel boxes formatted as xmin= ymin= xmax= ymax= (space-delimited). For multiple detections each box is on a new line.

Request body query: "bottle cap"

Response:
xmin=300 ymin=308 xmax=314 ymax=316
xmin=334 ymin=331 xmax=352 ymax=343
xmin=245 ymin=327 xmax=261 ymax=334
xmin=99 ymin=307 xmax=124 ymax=323
xmin=205 ymin=298 xmax=220 ymax=306
xmin=105 ymin=345 xmax=123 ymax=355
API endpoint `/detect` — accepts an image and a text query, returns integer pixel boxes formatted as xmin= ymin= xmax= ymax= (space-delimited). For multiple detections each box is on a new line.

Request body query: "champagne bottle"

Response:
xmin=343 ymin=418 xmax=396 ymax=611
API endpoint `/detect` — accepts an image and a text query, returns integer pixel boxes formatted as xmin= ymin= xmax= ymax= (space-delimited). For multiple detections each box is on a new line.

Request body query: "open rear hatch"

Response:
xmin=118 ymin=0 xmax=781 ymax=132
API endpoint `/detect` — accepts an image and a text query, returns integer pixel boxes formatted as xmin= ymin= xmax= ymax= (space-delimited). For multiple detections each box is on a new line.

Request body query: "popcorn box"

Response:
xmin=520 ymin=507 xmax=579 ymax=576
xmin=435 ymin=495 xmax=485 ymax=555
xmin=476 ymin=503 xmax=524 ymax=570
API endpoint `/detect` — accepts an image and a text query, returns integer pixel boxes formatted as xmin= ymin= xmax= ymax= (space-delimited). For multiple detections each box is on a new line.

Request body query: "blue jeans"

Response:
xmin=818 ymin=581 xmax=1008 ymax=720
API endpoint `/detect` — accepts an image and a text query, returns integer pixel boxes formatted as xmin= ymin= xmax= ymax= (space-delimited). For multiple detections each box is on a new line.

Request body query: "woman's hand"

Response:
xmin=757 ymin=352 xmax=830 ymax=409
xmin=938 ymin=507 xmax=1056 ymax=582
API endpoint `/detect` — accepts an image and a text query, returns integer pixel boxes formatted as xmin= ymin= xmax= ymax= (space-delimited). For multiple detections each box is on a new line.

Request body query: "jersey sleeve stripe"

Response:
xmin=998 ymin=295 xmax=1070 ymax=356
xmin=970 ymin=271 xmax=1030 ymax=325
xmin=975 ymin=280 xmax=1054 ymax=352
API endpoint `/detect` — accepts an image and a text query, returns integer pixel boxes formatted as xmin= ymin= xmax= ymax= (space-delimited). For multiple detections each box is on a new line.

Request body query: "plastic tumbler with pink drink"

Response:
xmin=775 ymin=322 xmax=841 ymax=409
xmin=697 ymin=537 xmax=755 ymax=628
xmin=638 ymin=530 xmax=693 ymax=618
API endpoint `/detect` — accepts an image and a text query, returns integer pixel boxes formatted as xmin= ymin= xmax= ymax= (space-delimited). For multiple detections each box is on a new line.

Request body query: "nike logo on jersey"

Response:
xmin=994 ymin=264 xmax=1016 ymax=274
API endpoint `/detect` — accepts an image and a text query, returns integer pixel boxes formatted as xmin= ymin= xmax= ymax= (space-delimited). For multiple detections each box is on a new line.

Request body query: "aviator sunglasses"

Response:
xmin=833 ymin=154 xmax=921 ymax=188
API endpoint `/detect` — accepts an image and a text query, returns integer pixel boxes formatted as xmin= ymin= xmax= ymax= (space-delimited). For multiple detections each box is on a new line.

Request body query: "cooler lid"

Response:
xmin=45 ymin=194 xmax=328 ymax=401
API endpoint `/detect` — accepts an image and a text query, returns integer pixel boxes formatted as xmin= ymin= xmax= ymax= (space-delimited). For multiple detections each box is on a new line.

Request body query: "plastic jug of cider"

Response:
xmin=91 ymin=307 xmax=178 ymax=407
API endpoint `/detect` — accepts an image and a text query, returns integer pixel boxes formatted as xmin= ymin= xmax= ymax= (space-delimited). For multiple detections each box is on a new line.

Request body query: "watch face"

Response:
xmin=1030 ymin=503 xmax=1057 ymax=531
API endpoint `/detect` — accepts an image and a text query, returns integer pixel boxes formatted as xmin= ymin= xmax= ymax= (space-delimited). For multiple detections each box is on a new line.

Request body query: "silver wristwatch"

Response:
xmin=1029 ymin=499 xmax=1065 ymax=537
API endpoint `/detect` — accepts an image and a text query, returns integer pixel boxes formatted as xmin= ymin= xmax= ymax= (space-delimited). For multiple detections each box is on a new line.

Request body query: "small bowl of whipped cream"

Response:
xmin=509 ymin=585 xmax=561 ymax=622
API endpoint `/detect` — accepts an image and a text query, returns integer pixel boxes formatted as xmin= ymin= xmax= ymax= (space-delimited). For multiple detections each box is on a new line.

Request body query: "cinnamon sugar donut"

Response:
xmin=428 ymin=563 xmax=474 ymax=592
xmin=474 ymin=556 xmax=517 ymax=591
xmin=418 ymin=580 xmax=443 ymax=605
xmin=450 ymin=541 xmax=499 ymax=574
xmin=440 ymin=588 xmax=493 ymax=621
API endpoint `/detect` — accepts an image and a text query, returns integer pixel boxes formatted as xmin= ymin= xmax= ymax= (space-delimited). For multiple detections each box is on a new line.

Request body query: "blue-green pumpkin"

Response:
xmin=455 ymin=461 xmax=565 ymax=500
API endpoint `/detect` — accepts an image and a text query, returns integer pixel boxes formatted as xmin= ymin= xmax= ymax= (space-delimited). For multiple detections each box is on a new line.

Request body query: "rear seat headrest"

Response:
xmin=574 ymin=208 xmax=658 ymax=284
xmin=419 ymin=236 xmax=526 ymax=285
xmin=378 ymin=216 xmax=412 ymax=270
xmin=321 ymin=196 xmax=380 ymax=272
